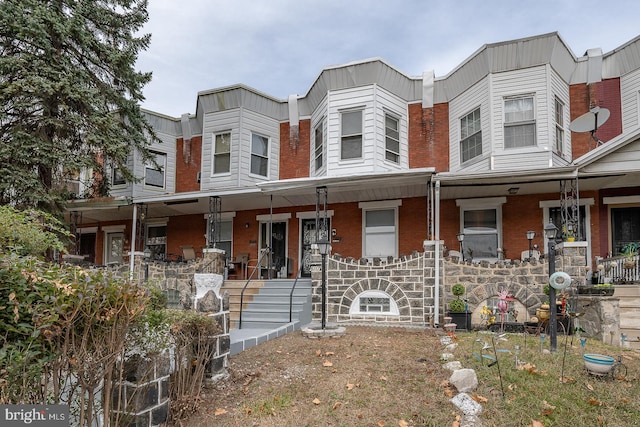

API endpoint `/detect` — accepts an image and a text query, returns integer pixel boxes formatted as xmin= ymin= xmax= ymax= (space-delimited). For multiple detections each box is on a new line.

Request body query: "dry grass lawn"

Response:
xmin=176 ymin=326 xmax=640 ymax=427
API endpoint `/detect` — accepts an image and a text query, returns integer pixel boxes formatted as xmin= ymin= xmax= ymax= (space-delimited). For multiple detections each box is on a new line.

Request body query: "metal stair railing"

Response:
xmin=239 ymin=247 xmax=270 ymax=329
xmin=288 ymin=268 xmax=303 ymax=323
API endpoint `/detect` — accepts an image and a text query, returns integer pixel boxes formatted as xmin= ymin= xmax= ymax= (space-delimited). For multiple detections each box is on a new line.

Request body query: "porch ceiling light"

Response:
xmin=508 ymin=187 xmax=519 ymax=195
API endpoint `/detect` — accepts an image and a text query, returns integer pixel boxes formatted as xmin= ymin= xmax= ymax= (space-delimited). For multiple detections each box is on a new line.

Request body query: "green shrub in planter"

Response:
xmin=449 ymin=299 xmax=466 ymax=313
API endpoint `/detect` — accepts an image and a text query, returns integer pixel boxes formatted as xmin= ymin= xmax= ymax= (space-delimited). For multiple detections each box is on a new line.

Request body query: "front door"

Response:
xmin=260 ymin=222 xmax=287 ymax=278
xmin=105 ymin=232 xmax=124 ymax=265
xmin=300 ymin=218 xmax=330 ymax=277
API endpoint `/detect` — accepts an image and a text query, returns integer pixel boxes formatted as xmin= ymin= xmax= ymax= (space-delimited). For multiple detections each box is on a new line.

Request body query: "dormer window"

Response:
xmin=314 ymin=119 xmax=325 ymax=171
xmin=145 ymin=151 xmax=166 ymax=189
xmin=460 ymin=107 xmax=482 ymax=163
xmin=384 ymin=113 xmax=400 ymax=163
xmin=213 ymin=132 xmax=231 ymax=174
xmin=250 ymin=133 xmax=269 ymax=177
xmin=504 ymin=95 xmax=535 ymax=148
xmin=341 ymin=110 xmax=362 ymax=160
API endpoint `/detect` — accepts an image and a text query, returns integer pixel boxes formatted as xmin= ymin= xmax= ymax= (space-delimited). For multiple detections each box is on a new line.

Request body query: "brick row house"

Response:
xmin=67 ymin=32 xmax=640 ymax=323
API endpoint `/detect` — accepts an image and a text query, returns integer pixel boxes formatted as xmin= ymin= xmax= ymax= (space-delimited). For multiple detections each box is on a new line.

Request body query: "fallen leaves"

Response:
xmin=214 ymin=408 xmax=227 ymax=416
xmin=322 ymin=360 xmax=333 ymax=367
xmin=312 ymin=398 xmax=321 ymax=405
xmin=588 ymin=397 xmax=603 ymax=406
xmin=471 ymin=393 xmax=488 ymax=403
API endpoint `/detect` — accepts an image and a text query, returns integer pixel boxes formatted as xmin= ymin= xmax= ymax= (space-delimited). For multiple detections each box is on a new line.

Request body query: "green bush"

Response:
xmin=0 ymin=205 xmax=70 ymax=257
xmin=451 ymin=283 xmax=465 ymax=297
xmin=449 ymin=299 xmax=466 ymax=313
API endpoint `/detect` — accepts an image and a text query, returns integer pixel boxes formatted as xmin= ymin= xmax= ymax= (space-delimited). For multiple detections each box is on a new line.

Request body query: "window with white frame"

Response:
xmin=385 ymin=113 xmax=400 ymax=163
xmin=457 ymin=197 xmax=505 ymax=261
xmin=349 ymin=290 xmax=399 ymax=315
xmin=213 ymin=132 xmax=231 ymax=174
xmin=363 ymin=207 xmax=397 ymax=258
xmin=554 ymin=97 xmax=564 ymax=154
xmin=110 ymin=161 xmax=126 ymax=186
xmin=341 ymin=110 xmax=363 ymax=160
xmin=460 ymin=107 xmax=482 ymax=163
xmin=250 ymin=133 xmax=269 ymax=177
xmin=145 ymin=151 xmax=166 ymax=188
xmin=207 ymin=219 xmax=232 ymax=258
xmin=314 ymin=119 xmax=324 ymax=171
xmin=504 ymin=95 xmax=535 ymax=148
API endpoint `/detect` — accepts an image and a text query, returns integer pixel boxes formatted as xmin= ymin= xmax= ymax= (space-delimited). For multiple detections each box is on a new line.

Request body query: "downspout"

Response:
xmin=129 ymin=203 xmax=138 ymax=280
xmin=434 ymin=179 xmax=441 ymax=326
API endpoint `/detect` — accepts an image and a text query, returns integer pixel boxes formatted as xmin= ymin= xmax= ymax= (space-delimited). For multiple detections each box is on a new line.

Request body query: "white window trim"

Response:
xmin=102 ymin=225 xmax=126 ymax=232
xmin=384 ymin=112 xmax=401 ymax=165
xmin=249 ymin=132 xmax=270 ymax=178
xmin=340 ymin=108 xmax=364 ymax=161
xmin=460 ymin=106 xmax=482 ymax=164
xmin=144 ymin=151 xmax=167 ymax=190
xmin=539 ymin=198 xmax=594 ymax=264
xmin=456 ymin=197 xmax=506 ymax=262
xmin=313 ymin=118 xmax=325 ymax=174
xmin=256 ymin=213 xmax=292 ymax=222
xmin=554 ymin=97 xmax=565 ymax=155
xmin=503 ymin=94 xmax=536 ymax=149
xmin=360 ymin=201 xmax=400 ymax=259
xmin=296 ymin=210 xmax=335 ymax=219
xmin=211 ymin=131 xmax=232 ymax=176
xmin=349 ymin=290 xmax=399 ymax=315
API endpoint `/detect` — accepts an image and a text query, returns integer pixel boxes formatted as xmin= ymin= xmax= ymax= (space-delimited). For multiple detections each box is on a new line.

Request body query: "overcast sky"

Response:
xmin=136 ymin=0 xmax=640 ymax=117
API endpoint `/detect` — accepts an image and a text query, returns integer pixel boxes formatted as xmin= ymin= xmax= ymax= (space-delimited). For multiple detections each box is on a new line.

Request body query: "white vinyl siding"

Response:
xmin=550 ymin=69 xmax=571 ymax=163
xmin=325 ymin=85 xmax=408 ymax=177
xmin=129 ymin=130 xmax=176 ymax=198
xmin=620 ymin=68 xmax=640 ymax=131
xmin=449 ymin=77 xmax=489 ymax=171
xmin=460 ymin=107 xmax=482 ymax=163
xmin=200 ymin=108 xmax=279 ymax=190
xmin=213 ymin=132 xmax=231 ymax=174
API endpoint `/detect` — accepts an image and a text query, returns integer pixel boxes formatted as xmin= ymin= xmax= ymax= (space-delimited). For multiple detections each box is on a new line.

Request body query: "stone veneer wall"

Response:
xmin=311 ymin=241 xmax=442 ymax=326
xmin=443 ymin=242 xmax=590 ymax=327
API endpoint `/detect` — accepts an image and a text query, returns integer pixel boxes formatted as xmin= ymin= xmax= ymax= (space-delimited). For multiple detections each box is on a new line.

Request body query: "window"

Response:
xmin=611 ymin=207 xmax=640 ymax=256
xmin=463 ymin=209 xmax=498 ymax=259
xmin=111 ymin=163 xmax=126 ymax=186
xmin=213 ymin=132 xmax=231 ymax=174
xmin=314 ymin=120 xmax=324 ymax=171
xmin=146 ymin=224 xmax=167 ymax=261
xmin=457 ymin=197 xmax=506 ymax=261
xmin=460 ymin=107 xmax=482 ymax=163
xmin=214 ymin=220 xmax=233 ymax=258
xmin=363 ymin=208 xmax=397 ymax=258
xmin=145 ymin=151 xmax=166 ymax=188
xmin=554 ymin=97 xmax=564 ymax=154
xmin=250 ymin=133 xmax=269 ymax=177
xmin=504 ymin=96 xmax=535 ymax=148
xmin=341 ymin=110 xmax=362 ymax=160
xmin=349 ymin=290 xmax=399 ymax=315
xmin=385 ymin=113 xmax=400 ymax=163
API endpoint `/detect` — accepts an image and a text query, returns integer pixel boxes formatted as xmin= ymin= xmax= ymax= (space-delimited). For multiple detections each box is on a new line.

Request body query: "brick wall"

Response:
xmin=408 ymin=103 xmax=449 ymax=171
xmin=175 ymin=135 xmax=202 ymax=193
xmin=279 ymin=119 xmax=311 ymax=180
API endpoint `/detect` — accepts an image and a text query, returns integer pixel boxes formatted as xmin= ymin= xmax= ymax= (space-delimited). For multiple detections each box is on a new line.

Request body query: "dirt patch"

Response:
xmin=179 ymin=326 xmax=452 ymax=426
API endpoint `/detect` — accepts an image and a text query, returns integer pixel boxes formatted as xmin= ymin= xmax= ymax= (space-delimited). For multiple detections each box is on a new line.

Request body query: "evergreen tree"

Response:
xmin=0 ymin=0 xmax=155 ymax=212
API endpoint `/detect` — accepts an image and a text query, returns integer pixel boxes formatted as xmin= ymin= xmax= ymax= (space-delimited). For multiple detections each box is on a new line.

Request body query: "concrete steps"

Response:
xmin=221 ymin=278 xmax=312 ymax=330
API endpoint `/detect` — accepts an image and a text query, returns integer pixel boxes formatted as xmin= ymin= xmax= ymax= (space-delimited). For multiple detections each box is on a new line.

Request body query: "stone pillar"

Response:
xmin=113 ymin=353 xmax=171 ymax=427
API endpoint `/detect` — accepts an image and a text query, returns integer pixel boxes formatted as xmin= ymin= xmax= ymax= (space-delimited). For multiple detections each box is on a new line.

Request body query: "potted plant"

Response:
xmin=621 ymin=242 xmax=638 ymax=269
xmin=448 ymin=284 xmax=471 ymax=330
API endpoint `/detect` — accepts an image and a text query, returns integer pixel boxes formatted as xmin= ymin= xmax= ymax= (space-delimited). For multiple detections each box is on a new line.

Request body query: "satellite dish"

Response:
xmin=569 ymin=107 xmax=610 ymax=133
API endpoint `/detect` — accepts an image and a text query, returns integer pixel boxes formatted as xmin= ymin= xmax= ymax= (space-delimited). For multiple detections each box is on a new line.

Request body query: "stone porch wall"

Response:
xmin=311 ymin=241 xmax=442 ymax=326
